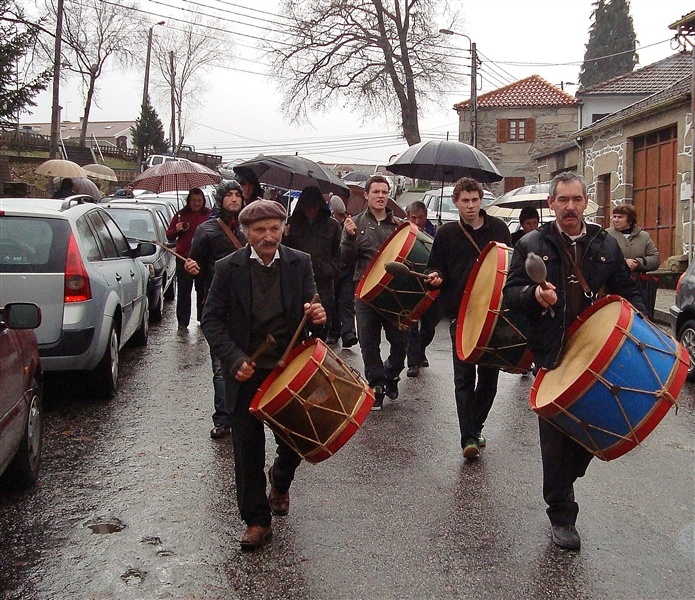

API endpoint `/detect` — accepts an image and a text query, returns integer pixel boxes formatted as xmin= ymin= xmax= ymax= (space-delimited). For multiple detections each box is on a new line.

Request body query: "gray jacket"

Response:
xmin=606 ymin=225 xmax=660 ymax=272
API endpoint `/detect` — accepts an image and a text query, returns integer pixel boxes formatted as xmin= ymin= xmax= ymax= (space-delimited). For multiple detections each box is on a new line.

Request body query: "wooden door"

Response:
xmin=632 ymin=126 xmax=677 ymax=260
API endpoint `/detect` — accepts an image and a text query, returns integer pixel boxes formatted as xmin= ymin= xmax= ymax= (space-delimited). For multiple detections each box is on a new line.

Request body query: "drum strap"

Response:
xmin=457 ymin=221 xmax=481 ymax=255
xmin=217 ymin=218 xmax=244 ymax=250
xmin=560 ymin=246 xmax=594 ymax=300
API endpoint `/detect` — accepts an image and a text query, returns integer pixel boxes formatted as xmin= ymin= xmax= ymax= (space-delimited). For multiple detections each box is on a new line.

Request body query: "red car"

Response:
xmin=0 ymin=302 xmax=43 ymax=489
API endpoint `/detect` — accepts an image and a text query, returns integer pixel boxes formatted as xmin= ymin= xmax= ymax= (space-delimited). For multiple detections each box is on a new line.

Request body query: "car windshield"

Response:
xmin=105 ymin=209 xmax=156 ymax=241
xmin=0 ymin=216 xmax=69 ymax=273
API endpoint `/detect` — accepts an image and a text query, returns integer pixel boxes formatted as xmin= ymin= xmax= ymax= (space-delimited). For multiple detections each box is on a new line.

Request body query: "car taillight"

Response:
xmin=676 ymin=271 xmax=687 ymax=295
xmin=64 ymin=233 xmax=91 ymax=302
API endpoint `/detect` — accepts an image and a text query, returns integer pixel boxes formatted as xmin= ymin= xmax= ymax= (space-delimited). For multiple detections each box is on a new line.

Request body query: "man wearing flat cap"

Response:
xmin=201 ymin=199 xmax=326 ymax=551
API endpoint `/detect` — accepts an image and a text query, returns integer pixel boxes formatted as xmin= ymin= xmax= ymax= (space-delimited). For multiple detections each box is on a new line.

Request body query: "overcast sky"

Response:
xmin=23 ymin=0 xmax=694 ymax=166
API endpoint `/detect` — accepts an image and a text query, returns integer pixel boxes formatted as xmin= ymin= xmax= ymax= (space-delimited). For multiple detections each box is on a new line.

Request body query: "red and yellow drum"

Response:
xmin=456 ymin=241 xmax=532 ymax=372
xmin=531 ymin=295 xmax=688 ymax=461
xmin=356 ymin=222 xmax=439 ymax=329
xmin=250 ymin=339 xmax=374 ymax=464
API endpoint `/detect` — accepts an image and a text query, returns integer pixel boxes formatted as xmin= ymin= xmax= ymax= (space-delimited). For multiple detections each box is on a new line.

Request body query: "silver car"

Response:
xmin=670 ymin=260 xmax=695 ymax=381
xmin=421 ymin=186 xmax=496 ymax=227
xmin=0 ymin=197 xmax=155 ymax=397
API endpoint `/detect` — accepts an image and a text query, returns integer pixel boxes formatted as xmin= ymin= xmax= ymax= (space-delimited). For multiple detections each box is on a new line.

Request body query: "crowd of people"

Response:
xmin=107 ymin=166 xmax=659 ymax=554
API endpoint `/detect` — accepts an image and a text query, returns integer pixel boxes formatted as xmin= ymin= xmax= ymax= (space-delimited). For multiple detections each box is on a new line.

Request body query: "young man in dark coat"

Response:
xmin=426 ymin=177 xmax=511 ymax=459
xmin=201 ymin=199 xmax=326 ymax=551
xmin=504 ymin=172 xmax=646 ymax=551
xmin=185 ymin=180 xmax=246 ymax=440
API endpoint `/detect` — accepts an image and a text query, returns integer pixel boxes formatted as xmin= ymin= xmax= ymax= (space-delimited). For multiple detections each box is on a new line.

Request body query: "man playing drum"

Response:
xmin=340 ymin=175 xmax=408 ymax=411
xmin=426 ymin=177 xmax=511 ymax=459
xmin=201 ymin=200 xmax=326 ymax=551
xmin=504 ymin=172 xmax=645 ymax=551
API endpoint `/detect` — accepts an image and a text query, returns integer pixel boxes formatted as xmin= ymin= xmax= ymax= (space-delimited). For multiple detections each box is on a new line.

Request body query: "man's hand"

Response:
xmin=235 ymin=361 xmax=255 ymax=382
xmin=184 ymin=257 xmax=200 ymax=276
xmin=426 ymin=271 xmax=442 ymax=288
xmin=535 ymin=281 xmax=557 ymax=308
xmin=626 ymin=258 xmax=639 ymax=271
xmin=344 ymin=216 xmax=357 ymax=237
xmin=304 ymin=301 xmax=326 ymax=325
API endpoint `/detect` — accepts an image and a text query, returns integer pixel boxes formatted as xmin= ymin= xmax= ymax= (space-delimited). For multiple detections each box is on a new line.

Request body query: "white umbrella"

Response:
xmin=83 ymin=163 xmax=118 ymax=182
xmin=35 ymin=159 xmax=86 ymax=179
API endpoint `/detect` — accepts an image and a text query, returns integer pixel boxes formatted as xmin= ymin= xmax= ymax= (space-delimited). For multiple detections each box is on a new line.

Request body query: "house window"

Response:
xmin=497 ymin=118 xmax=536 ymax=143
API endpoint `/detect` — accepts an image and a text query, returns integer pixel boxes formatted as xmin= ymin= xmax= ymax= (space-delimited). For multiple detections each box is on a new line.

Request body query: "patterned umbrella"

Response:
xmin=132 ymin=160 xmax=220 ymax=193
xmin=386 ymin=140 xmax=503 ymax=184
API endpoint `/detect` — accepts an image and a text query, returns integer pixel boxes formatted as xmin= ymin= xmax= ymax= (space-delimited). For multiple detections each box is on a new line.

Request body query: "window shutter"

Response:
xmin=525 ymin=118 xmax=536 ymax=142
xmin=497 ymin=119 xmax=509 ymax=143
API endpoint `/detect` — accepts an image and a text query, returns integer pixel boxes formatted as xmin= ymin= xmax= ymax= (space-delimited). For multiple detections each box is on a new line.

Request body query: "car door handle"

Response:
xmin=115 ymin=273 xmax=122 ymax=282
xmin=130 ymin=270 xmax=136 ymax=278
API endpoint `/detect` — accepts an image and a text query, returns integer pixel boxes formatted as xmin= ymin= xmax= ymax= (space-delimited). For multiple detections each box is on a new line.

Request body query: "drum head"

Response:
xmin=460 ymin=243 xmax=506 ymax=358
xmin=534 ymin=299 xmax=624 ymax=409
xmin=360 ymin=224 xmax=415 ymax=297
xmin=258 ymin=344 xmax=317 ymax=409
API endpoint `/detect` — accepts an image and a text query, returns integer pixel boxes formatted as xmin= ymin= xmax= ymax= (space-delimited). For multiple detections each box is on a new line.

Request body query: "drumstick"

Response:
xmin=384 ymin=261 xmax=430 ymax=280
xmin=248 ymin=334 xmax=277 ymax=363
xmin=526 ymin=252 xmax=555 ymax=317
xmin=278 ymin=293 xmax=320 ymax=368
xmin=152 ymin=240 xmax=186 ymax=262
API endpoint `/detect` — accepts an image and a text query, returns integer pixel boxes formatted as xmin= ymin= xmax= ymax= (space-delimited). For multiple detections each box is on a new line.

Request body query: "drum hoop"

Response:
xmin=250 ymin=339 xmax=326 ymax=416
xmin=456 ymin=241 xmax=509 ymax=362
xmin=356 ymin=222 xmax=420 ymax=301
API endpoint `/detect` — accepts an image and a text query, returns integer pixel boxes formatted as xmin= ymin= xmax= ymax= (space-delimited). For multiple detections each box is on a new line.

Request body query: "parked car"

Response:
xmin=0 ymin=196 xmax=156 ymax=398
xmin=100 ymin=195 xmax=177 ymax=228
xmin=102 ymin=203 xmax=177 ymax=320
xmin=219 ymin=161 xmax=240 ymax=180
xmin=421 ymin=187 xmax=496 ymax=227
xmin=0 ymin=302 xmax=42 ymax=489
xmin=670 ymin=261 xmax=695 ymax=380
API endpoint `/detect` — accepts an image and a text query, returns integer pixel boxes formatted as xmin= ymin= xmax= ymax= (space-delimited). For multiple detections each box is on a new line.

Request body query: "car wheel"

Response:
xmin=0 ymin=377 xmax=43 ymax=489
xmin=132 ymin=297 xmax=149 ymax=346
xmin=163 ymin=273 xmax=176 ymax=301
xmin=678 ymin=319 xmax=695 ymax=381
xmin=93 ymin=324 xmax=119 ymax=398
xmin=150 ymin=289 xmax=163 ymax=322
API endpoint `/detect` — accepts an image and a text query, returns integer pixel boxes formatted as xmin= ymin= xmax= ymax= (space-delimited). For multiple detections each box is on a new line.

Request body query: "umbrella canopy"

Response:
xmin=486 ymin=183 xmax=598 ymax=220
xmin=132 ymin=160 xmax=220 ymax=194
xmin=386 ymin=140 xmax=503 ymax=184
xmin=342 ymin=171 xmax=370 ymax=185
xmin=82 ymin=163 xmax=118 ymax=182
xmin=35 ymin=159 xmax=86 ymax=179
xmin=234 ymin=155 xmax=350 ymax=198
xmin=71 ymin=177 xmax=102 ymax=200
xmin=344 ymin=182 xmax=406 ymax=219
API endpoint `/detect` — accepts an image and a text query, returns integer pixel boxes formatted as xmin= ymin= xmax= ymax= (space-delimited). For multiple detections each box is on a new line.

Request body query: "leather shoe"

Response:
xmin=420 ymin=356 xmax=429 ymax=368
xmin=268 ymin=467 xmax=290 ymax=516
xmin=463 ymin=438 xmax=480 ymax=459
xmin=210 ymin=425 xmax=231 ymax=439
xmin=240 ymin=525 xmax=273 ymax=551
xmin=551 ymin=525 xmax=581 ymax=550
xmin=342 ymin=334 xmax=358 ymax=348
xmin=407 ymin=365 xmax=419 ymax=378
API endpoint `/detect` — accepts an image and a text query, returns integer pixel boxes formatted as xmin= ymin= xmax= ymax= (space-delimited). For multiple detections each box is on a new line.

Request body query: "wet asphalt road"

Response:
xmin=0 ymin=302 xmax=693 ymax=600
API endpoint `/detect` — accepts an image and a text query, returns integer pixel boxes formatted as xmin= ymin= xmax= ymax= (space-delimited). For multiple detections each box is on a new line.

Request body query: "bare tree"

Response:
xmin=44 ymin=0 xmax=143 ymax=145
xmin=151 ymin=15 xmax=230 ymax=153
xmin=268 ymin=0 xmax=459 ymax=146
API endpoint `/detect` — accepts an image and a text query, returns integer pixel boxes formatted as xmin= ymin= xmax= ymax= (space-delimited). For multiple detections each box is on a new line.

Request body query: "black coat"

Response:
xmin=200 ymin=245 xmax=318 ymax=411
xmin=188 ymin=217 xmax=246 ymax=293
xmin=504 ymin=221 xmax=646 ymax=369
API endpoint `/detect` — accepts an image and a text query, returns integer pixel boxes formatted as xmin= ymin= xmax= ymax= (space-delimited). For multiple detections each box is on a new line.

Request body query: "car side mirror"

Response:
xmin=2 ymin=302 xmax=41 ymax=329
xmin=134 ymin=241 xmax=157 ymax=257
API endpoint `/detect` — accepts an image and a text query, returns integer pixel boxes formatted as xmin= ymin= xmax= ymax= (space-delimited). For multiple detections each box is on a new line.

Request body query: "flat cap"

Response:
xmin=238 ymin=199 xmax=287 ymax=226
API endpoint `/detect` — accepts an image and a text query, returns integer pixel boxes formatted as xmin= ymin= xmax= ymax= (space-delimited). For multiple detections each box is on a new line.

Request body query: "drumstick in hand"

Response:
xmin=278 ymin=293 xmax=320 ymax=368
xmin=384 ymin=261 xmax=430 ymax=280
xmin=248 ymin=334 xmax=277 ymax=364
xmin=526 ymin=252 xmax=555 ymax=317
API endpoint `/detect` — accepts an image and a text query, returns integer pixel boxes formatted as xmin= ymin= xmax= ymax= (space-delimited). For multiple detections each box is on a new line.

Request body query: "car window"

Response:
xmin=106 ymin=208 xmax=155 ymax=241
xmin=100 ymin=211 xmax=131 ymax=256
xmin=152 ymin=156 xmax=163 ymax=166
xmin=0 ymin=216 xmax=69 ymax=273
xmin=75 ymin=216 xmax=102 ymax=262
xmin=87 ymin=211 xmax=119 ymax=258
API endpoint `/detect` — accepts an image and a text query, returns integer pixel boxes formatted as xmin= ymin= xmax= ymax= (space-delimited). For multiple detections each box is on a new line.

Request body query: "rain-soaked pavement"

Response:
xmin=1 ymin=301 xmax=693 ymax=599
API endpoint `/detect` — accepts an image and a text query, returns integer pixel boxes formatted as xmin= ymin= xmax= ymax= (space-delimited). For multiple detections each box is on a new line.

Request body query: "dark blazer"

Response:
xmin=200 ymin=244 xmax=319 ymax=411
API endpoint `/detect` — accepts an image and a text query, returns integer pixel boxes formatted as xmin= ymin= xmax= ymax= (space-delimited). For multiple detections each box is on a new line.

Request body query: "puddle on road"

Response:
xmin=84 ymin=517 xmax=126 ymax=534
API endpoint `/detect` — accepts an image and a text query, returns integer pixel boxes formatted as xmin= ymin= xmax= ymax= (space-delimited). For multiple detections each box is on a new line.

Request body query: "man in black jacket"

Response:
xmin=185 ymin=180 xmax=246 ymax=440
xmin=426 ymin=177 xmax=511 ymax=459
xmin=201 ymin=199 xmax=326 ymax=551
xmin=504 ymin=172 xmax=646 ymax=551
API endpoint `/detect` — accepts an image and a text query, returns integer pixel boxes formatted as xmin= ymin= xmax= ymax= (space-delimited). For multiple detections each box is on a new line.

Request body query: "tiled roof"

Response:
xmin=577 ymin=52 xmax=692 ymax=96
xmin=454 ymin=75 xmax=579 ymax=110
xmin=577 ymin=76 xmax=691 ymax=137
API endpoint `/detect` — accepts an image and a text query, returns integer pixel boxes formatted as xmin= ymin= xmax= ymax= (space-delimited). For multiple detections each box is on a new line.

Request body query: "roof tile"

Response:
xmin=454 ymin=75 xmax=579 ymax=110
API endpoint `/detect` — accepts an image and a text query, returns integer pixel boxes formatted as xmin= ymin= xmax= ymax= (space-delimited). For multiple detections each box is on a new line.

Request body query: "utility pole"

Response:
xmin=169 ymin=51 xmax=176 ymax=153
xmin=49 ymin=0 xmax=64 ymax=159
xmin=142 ymin=21 xmax=165 ymax=109
xmin=470 ymin=42 xmax=477 ymax=148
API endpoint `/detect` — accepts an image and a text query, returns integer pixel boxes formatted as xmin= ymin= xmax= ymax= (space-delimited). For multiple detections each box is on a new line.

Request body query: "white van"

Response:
xmin=141 ymin=155 xmax=189 ymax=173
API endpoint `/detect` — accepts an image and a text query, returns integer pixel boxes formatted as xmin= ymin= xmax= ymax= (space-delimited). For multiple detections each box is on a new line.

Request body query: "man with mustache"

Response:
xmin=185 ymin=180 xmax=246 ymax=440
xmin=201 ymin=199 xmax=326 ymax=550
xmin=504 ymin=172 xmax=645 ymax=551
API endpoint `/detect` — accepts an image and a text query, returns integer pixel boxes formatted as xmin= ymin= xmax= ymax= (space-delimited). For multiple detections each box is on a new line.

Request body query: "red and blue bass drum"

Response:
xmin=531 ymin=295 xmax=689 ymax=461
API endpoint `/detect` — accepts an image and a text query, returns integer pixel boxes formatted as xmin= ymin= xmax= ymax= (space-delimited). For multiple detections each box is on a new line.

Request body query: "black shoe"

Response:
xmin=551 ymin=525 xmax=581 ymax=550
xmin=210 ymin=425 xmax=231 ymax=439
xmin=371 ymin=386 xmax=384 ymax=411
xmin=384 ymin=377 xmax=399 ymax=400
xmin=407 ymin=365 xmax=419 ymax=378
xmin=325 ymin=335 xmax=340 ymax=346
xmin=463 ymin=438 xmax=480 ymax=459
xmin=342 ymin=334 xmax=358 ymax=348
xmin=420 ymin=356 xmax=429 ymax=368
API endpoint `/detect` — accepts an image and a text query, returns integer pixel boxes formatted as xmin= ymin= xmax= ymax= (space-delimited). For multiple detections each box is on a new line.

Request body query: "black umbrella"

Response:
xmin=233 ymin=155 xmax=350 ymax=197
xmin=386 ymin=140 xmax=503 ymax=184
xmin=342 ymin=171 xmax=370 ymax=185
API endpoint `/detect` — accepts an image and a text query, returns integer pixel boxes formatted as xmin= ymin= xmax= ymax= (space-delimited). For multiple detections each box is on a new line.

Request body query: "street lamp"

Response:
xmin=439 ymin=28 xmax=478 ymax=148
xmin=142 ymin=21 xmax=165 ymax=109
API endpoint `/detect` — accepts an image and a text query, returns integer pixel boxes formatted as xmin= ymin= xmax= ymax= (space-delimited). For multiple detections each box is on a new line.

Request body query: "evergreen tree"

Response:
xmin=0 ymin=0 xmax=51 ymax=125
xmin=132 ymin=97 xmax=168 ymax=162
xmin=579 ymin=0 xmax=638 ymax=89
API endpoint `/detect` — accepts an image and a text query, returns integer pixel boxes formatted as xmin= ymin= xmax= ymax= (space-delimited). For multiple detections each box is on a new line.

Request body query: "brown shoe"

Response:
xmin=240 ymin=525 xmax=272 ymax=551
xmin=210 ymin=425 xmax=231 ymax=439
xmin=268 ymin=467 xmax=290 ymax=516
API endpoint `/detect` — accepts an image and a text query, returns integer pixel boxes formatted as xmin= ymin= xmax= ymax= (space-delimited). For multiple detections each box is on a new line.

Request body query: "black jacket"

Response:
xmin=504 ymin=221 xmax=646 ymax=369
xmin=188 ymin=217 xmax=246 ymax=293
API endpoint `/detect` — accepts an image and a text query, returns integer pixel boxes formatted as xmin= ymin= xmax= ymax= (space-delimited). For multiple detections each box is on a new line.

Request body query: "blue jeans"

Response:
xmin=329 ymin=272 xmax=356 ymax=340
xmin=210 ymin=348 xmax=230 ymax=427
